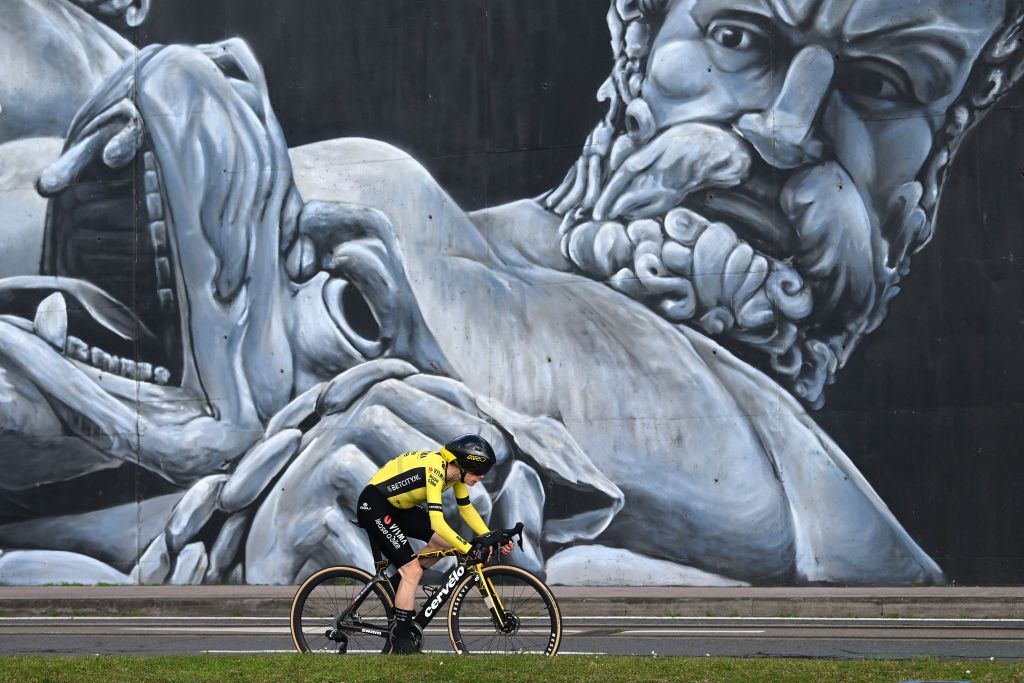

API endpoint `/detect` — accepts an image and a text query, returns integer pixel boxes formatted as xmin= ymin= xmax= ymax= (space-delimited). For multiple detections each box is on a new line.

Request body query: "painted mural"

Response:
xmin=0 ymin=0 xmax=1022 ymax=586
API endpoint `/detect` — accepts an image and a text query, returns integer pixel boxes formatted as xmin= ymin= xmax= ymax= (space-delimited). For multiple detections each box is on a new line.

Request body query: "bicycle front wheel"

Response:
xmin=447 ymin=565 xmax=562 ymax=655
xmin=290 ymin=566 xmax=394 ymax=654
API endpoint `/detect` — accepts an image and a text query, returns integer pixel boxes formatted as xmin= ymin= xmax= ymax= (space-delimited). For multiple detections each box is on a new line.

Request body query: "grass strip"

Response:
xmin=0 ymin=655 xmax=1021 ymax=683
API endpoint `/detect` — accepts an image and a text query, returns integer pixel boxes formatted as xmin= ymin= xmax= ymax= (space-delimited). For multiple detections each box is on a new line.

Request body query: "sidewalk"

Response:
xmin=1 ymin=586 xmax=1022 ymax=618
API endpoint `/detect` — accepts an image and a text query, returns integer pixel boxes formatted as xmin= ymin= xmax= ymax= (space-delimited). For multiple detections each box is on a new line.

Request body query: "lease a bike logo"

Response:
xmin=375 ymin=517 xmax=407 ymax=549
xmin=424 ymin=565 xmax=465 ymax=618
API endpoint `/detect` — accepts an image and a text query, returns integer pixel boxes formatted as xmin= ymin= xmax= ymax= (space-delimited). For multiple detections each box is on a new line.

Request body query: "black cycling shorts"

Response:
xmin=356 ymin=485 xmax=434 ymax=568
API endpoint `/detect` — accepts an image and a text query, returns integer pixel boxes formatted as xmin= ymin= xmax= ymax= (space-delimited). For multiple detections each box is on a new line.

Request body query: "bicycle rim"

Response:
xmin=447 ymin=565 xmax=562 ymax=655
xmin=290 ymin=566 xmax=394 ymax=654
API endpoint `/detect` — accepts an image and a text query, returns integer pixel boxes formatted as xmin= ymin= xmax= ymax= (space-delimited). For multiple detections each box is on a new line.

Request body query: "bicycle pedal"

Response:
xmin=410 ymin=623 xmax=423 ymax=649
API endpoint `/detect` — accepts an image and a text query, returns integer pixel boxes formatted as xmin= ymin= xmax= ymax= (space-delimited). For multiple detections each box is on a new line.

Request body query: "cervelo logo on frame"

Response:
xmin=424 ymin=565 xmax=465 ymax=618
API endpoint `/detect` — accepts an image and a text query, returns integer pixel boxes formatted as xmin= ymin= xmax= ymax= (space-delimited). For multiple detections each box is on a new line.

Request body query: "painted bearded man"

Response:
xmin=546 ymin=0 xmax=1024 ymax=409
xmin=0 ymin=0 xmax=1021 ymax=585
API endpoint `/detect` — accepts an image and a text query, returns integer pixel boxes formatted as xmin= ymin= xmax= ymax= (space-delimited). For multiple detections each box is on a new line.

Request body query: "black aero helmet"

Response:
xmin=442 ymin=434 xmax=496 ymax=475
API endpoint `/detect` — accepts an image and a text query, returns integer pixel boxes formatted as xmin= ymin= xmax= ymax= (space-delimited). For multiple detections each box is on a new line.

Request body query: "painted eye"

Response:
xmin=848 ymin=69 xmax=900 ymax=99
xmin=709 ymin=23 xmax=765 ymax=52
xmin=839 ymin=62 xmax=917 ymax=110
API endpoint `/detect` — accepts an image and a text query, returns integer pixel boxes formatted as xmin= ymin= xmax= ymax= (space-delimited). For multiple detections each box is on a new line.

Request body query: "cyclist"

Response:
xmin=355 ymin=434 xmax=514 ymax=654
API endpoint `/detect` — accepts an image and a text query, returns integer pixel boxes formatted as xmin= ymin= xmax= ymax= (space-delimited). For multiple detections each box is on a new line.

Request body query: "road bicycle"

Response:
xmin=289 ymin=522 xmax=562 ymax=655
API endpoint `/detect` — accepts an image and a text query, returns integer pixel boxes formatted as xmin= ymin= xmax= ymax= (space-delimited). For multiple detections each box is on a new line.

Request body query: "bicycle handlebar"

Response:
xmin=466 ymin=522 xmax=525 ymax=564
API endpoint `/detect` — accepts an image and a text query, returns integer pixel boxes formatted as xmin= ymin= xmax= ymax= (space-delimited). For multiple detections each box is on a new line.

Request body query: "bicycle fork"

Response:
xmin=473 ymin=565 xmax=514 ymax=632
xmin=408 ymin=564 xmax=512 ymax=636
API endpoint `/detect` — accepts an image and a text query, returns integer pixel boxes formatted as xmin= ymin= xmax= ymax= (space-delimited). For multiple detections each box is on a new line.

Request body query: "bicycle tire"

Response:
xmin=447 ymin=565 xmax=562 ymax=655
xmin=290 ymin=565 xmax=394 ymax=654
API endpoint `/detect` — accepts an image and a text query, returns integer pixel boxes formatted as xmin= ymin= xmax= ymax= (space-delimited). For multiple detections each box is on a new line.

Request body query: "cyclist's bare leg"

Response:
xmin=395 ymin=558 xmax=423 ymax=611
xmin=393 ymin=535 xmax=454 ymax=609
xmin=416 ymin=533 xmax=451 ymax=569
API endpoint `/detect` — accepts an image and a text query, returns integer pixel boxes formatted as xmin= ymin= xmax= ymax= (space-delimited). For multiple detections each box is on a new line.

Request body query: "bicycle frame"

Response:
xmin=409 ymin=550 xmax=510 ymax=633
xmin=330 ymin=548 xmax=510 ymax=642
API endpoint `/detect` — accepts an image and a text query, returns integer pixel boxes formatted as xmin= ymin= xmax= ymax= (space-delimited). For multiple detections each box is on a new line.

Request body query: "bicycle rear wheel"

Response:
xmin=290 ymin=566 xmax=394 ymax=654
xmin=447 ymin=565 xmax=562 ymax=655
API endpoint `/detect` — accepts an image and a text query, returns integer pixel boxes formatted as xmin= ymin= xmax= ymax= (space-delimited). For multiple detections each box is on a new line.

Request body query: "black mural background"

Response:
xmin=125 ymin=0 xmax=1024 ymax=584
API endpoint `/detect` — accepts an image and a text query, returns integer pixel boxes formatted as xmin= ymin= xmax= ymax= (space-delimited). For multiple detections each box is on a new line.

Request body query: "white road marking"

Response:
xmin=121 ymin=627 xmax=444 ymax=635
xmin=561 ymin=614 xmax=1024 ymax=626
xmin=0 ymin=617 xmax=288 ymax=622
xmin=1 ymin=616 xmax=1021 ymax=623
xmin=451 ymin=628 xmax=582 ymax=634
xmin=618 ymin=629 xmax=766 ymax=635
xmin=113 ymin=626 xmax=583 ymax=636
xmin=124 ymin=627 xmax=291 ymax=634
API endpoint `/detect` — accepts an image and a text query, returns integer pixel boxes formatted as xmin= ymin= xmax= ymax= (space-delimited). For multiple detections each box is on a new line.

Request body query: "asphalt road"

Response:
xmin=1 ymin=616 xmax=1023 ymax=659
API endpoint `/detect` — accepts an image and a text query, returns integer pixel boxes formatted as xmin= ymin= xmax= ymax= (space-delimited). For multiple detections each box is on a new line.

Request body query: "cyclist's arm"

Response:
xmin=453 ymin=481 xmax=490 ymax=536
xmin=425 ymin=471 xmax=472 ymax=553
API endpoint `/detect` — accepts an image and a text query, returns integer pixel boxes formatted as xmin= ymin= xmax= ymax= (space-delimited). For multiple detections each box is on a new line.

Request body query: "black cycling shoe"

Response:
xmin=390 ymin=633 xmax=422 ymax=655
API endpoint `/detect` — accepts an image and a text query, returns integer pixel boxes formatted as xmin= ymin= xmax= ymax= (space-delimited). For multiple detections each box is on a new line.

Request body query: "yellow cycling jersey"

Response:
xmin=367 ymin=449 xmax=489 ymax=553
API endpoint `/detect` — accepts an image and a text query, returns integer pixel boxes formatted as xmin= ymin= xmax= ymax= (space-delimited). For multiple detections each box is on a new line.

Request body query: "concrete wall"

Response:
xmin=0 ymin=0 xmax=1022 ymax=585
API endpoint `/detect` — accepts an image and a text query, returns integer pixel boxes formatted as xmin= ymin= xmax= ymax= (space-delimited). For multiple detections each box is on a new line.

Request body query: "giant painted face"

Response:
xmin=548 ymin=0 xmax=1011 ymax=406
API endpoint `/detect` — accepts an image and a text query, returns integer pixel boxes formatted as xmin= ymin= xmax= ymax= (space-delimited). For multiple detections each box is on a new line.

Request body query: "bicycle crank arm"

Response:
xmin=334 ymin=623 xmax=389 ymax=638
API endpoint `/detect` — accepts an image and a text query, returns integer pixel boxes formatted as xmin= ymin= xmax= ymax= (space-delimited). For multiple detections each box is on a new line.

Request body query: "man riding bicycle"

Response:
xmin=356 ymin=434 xmax=514 ymax=654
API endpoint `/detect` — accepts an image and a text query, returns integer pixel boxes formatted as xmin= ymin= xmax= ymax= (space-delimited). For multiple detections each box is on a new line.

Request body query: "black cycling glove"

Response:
xmin=467 ymin=541 xmax=490 ymax=564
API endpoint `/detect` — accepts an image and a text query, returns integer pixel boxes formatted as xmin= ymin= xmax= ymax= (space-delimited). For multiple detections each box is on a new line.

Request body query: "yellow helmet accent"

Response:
xmin=442 ymin=434 xmax=497 ymax=475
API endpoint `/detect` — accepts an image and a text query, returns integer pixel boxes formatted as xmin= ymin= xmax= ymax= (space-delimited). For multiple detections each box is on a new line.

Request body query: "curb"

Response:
xmin=561 ymin=596 xmax=1024 ymax=619
xmin=1 ymin=587 xmax=1022 ymax=619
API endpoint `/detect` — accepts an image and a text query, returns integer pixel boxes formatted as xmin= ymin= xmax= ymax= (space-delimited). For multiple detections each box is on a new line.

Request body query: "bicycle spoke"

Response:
xmin=448 ymin=567 xmax=559 ymax=655
xmin=291 ymin=569 xmax=392 ymax=655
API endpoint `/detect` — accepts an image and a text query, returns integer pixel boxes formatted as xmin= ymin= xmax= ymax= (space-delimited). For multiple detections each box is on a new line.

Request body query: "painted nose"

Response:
xmin=733 ymin=45 xmax=834 ymax=169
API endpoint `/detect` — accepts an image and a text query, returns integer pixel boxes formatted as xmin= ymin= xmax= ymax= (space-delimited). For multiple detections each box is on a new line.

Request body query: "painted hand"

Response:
xmin=241 ymin=359 xmax=510 ymax=584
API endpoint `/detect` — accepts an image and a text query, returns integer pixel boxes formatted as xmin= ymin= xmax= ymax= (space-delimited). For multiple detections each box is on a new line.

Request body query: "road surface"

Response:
xmin=1 ymin=615 xmax=1022 ymax=659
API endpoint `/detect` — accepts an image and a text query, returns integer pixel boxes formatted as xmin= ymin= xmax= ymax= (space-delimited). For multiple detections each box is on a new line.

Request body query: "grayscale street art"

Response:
xmin=0 ymin=0 xmax=1022 ymax=586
